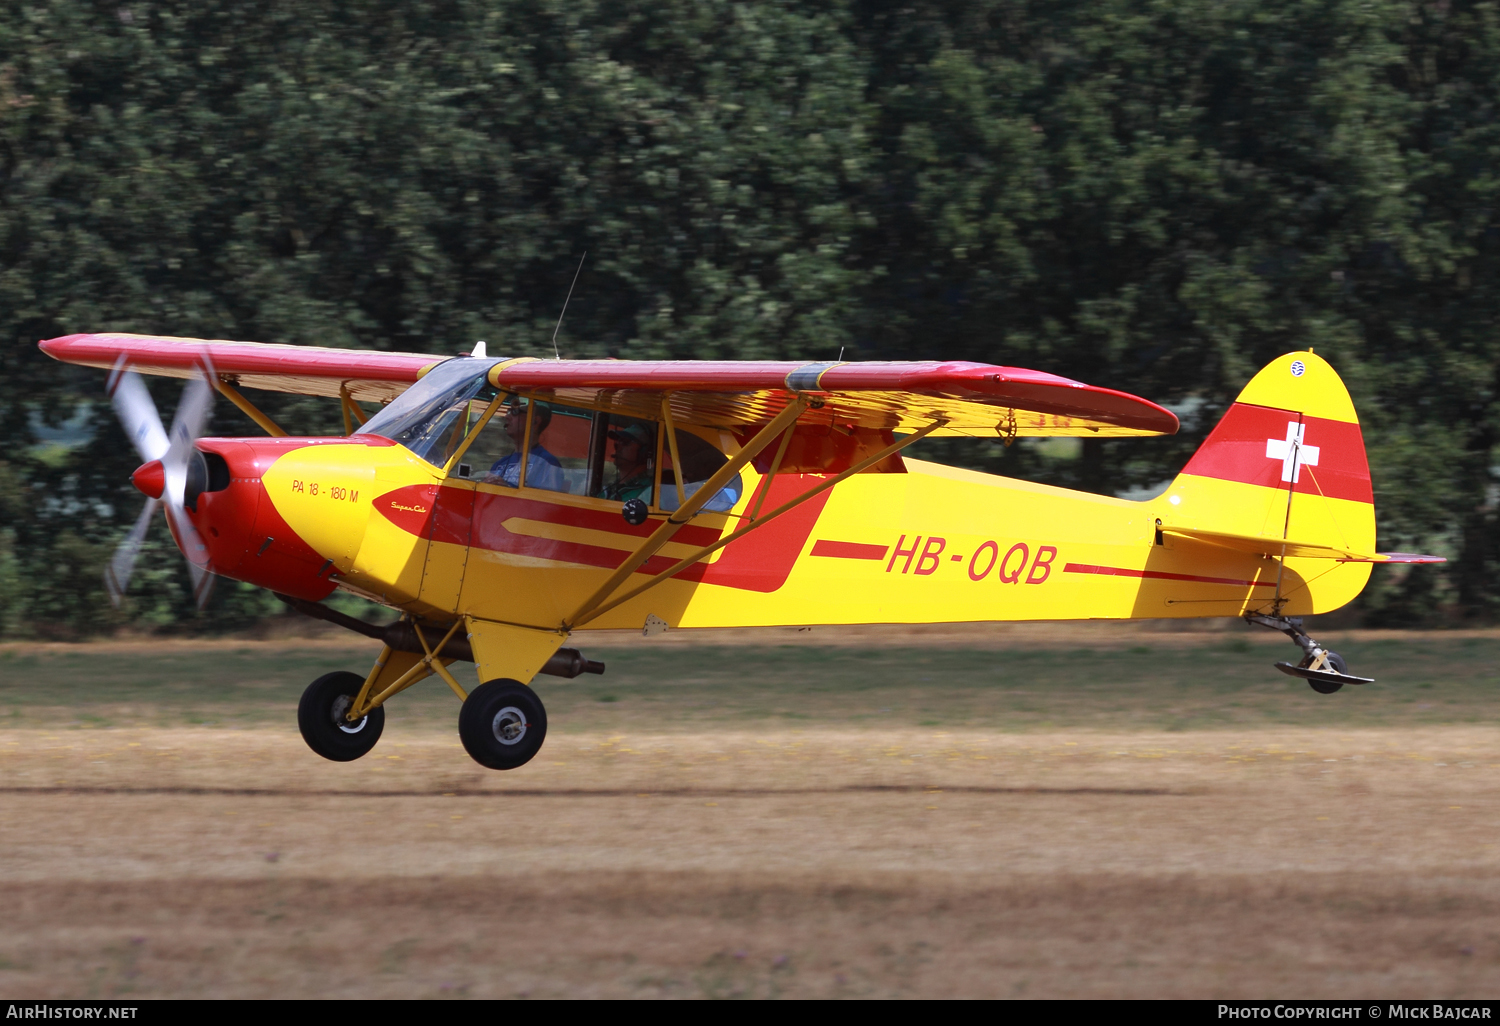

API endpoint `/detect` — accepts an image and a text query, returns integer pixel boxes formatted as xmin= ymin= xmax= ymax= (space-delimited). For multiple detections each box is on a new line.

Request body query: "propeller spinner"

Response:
xmin=105 ymin=356 xmax=218 ymax=609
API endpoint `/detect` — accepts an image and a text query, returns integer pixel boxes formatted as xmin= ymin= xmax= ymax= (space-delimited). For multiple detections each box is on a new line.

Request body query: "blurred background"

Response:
xmin=0 ymin=0 xmax=1486 ymax=636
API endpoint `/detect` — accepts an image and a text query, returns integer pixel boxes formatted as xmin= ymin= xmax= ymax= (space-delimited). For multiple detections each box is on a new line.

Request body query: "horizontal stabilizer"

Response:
xmin=1162 ymin=526 xmax=1445 ymax=564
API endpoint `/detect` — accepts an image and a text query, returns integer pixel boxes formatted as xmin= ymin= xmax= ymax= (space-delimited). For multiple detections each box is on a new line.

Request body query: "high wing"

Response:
xmin=39 ymin=332 xmax=1179 ymax=437
xmin=491 ymin=359 xmax=1177 ymax=436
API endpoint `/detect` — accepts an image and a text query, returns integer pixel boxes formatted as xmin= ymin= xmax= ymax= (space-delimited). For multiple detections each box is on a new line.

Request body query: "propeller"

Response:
xmin=105 ymin=355 xmax=218 ymax=609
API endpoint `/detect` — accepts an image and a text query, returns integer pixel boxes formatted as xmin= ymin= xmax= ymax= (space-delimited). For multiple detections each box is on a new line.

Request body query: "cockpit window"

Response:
xmin=467 ymin=397 xmax=586 ymax=494
xmin=355 ymin=358 xmax=499 ymax=467
xmin=660 ymin=429 xmax=742 ymax=512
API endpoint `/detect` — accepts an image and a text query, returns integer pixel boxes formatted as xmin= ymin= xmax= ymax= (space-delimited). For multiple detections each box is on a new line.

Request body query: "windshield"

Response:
xmin=356 ymin=357 xmax=500 ymax=466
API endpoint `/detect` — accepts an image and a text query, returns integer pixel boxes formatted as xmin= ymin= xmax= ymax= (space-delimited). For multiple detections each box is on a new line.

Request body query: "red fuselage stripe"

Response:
xmin=374 ymin=478 xmax=833 ymax=594
xmin=809 ymin=540 xmax=890 ymax=560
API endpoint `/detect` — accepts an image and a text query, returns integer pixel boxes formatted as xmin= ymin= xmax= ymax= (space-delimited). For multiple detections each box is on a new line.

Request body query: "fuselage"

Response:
xmin=182 ymin=434 xmax=1371 ymax=632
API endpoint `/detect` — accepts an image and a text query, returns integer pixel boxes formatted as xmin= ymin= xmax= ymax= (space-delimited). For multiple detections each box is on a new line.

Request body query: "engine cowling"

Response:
xmin=186 ymin=438 xmax=340 ymax=601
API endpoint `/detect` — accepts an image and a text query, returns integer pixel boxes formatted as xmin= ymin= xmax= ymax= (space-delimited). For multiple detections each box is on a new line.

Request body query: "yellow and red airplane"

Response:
xmin=39 ymin=334 xmax=1441 ymax=770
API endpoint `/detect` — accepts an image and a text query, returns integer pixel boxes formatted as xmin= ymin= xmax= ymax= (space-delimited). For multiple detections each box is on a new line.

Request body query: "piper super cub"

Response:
xmin=39 ymin=334 xmax=1442 ymax=770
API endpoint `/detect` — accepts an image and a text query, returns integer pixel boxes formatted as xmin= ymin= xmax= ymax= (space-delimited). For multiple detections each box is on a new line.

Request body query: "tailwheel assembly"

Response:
xmin=1245 ymin=614 xmax=1372 ymax=693
xmin=298 ymin=670 xmax=386 ymax=761
xmin=1299 ymin=651 xmax=1350 ymax=694
xmin=459 ymin=679 xmax=548 ymax=770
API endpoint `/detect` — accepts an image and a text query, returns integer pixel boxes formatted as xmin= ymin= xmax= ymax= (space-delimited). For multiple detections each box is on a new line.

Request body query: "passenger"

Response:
xmin=483 ymin=400 xmax=565 ymax=491
xmin=599 ymin=422 xmax=654 ymax=502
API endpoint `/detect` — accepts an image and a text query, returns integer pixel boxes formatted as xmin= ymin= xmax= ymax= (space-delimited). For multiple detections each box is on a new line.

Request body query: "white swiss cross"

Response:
xmin=1265 ymin=421 xmax=1319 ymax=484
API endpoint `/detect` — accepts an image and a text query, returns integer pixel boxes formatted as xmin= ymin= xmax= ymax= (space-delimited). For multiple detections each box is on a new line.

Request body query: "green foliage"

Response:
xmin=0 ymin=0 xmax=1491 ymax=634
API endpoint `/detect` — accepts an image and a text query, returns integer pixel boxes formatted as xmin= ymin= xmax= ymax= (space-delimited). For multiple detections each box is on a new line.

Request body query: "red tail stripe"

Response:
xmin=1180 ymin=403 xmax=1372 ymax=504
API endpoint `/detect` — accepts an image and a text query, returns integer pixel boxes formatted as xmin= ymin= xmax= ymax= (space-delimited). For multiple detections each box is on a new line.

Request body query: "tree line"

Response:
xmin=0 ymin=0 xmax=1492 ymax=635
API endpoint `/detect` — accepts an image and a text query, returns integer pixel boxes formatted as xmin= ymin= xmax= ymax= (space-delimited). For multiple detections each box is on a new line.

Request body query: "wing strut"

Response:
xmin=214 ymin=376 xmax=288 ymax=437
xmin=339 ymin=383 xmax=370 ymax=435
xmin=661 ymin=394 xmax=688 ymax=510
xmin=748 ymin=418 xmax=797 ymax=522
xmin=565 ymin=414 xmax=947 ymax=631
xmin=561 ymin=397 xmax=813 ymax=630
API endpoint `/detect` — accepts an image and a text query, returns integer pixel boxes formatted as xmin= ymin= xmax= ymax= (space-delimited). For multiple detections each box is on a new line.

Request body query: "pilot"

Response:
xmin=484 ymin=400 xmax=565 ymax=491
xmin=600 ymin=422 xmax=654 ymax=502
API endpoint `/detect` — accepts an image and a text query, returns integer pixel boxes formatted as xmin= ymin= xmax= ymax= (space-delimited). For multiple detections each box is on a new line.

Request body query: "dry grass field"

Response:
xmin=0 ymin=622 xmax=1497 ymax=998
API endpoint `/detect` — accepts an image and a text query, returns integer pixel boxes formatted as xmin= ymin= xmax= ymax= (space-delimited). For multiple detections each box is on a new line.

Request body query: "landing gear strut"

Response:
xmin=1244 ymin=614 xmax=1372 ymax=693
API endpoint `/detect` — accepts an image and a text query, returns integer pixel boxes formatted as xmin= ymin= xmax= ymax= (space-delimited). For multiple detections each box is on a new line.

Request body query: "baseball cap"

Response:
xmin=607 ymin=422 xmax=653 ymax=448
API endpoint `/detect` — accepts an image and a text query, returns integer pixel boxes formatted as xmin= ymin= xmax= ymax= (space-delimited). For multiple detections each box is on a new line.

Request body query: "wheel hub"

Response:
xmin=491 ymin=706 xmax=529 ymax=745
xmin=330 ymin=694 xmax=368 ymax=735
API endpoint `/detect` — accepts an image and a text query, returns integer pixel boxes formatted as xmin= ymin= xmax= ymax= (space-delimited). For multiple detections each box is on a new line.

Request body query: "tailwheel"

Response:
xmin=459 ymin=679 xmax=548 ymax=770
xmin=1248 ymin=613 xmax=1375 ymax=691
xmin=298 ymin=671 xmax=385 ymax=762
xmin=1304 ymin=652 xmax=1348 ymax=694
xmin=1273 ymin=648 xmax=1371 ymax=693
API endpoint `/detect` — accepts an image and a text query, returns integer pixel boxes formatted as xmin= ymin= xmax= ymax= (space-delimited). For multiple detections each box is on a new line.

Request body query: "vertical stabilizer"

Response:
xmin=1161 ymin=351 xmax=1375 ymax=578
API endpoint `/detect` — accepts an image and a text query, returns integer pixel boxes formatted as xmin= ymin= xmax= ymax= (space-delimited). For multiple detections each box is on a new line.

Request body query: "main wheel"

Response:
xmin=298 ymin=671 xmax=385 ymax=761
xmin=458 ymin=679 xmax=548 ymax=770
xmin=1306 ymin=651 xmax=1348 ymax=695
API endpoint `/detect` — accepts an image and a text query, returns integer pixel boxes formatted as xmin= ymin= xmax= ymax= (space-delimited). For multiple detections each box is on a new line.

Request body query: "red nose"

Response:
xmin=131 ymin=459 xmax=166 ymax=499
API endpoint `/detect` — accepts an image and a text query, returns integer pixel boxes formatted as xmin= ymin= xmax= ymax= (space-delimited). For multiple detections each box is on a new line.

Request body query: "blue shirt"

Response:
xmin=489 ymin=447 xmax=566 ymax=492
xmin=658 ymin=476 xmax=742 ymax=512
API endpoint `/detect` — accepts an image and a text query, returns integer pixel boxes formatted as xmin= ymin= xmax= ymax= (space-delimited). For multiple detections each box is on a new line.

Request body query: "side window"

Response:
xmin=660 ymin=429 xmax=742 ymax=513
xmin=593 ymin=414 xmax=657 ymax=504
xmin=467 ymin=398 xmax=576 ymax=493
xmin=533 ymin=403 xmax=593 ymax=494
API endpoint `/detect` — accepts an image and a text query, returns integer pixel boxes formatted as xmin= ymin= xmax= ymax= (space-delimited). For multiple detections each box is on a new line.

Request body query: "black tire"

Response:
xmin=298 ymin=671 xmax=385 ymax=762
xmin=459 ymin=679 xmax=548 ymax=770
xmin=1306 ymin=651 xmax=1348 ymax=695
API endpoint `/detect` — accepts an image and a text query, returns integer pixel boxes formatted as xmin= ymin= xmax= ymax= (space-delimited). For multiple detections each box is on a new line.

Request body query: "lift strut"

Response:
xmin=565 ymin=411 xmax=947 ymax=632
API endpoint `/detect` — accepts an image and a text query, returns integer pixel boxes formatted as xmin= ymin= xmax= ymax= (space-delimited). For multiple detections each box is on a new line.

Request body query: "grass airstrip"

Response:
xmin=0 ymin=623 xmax=1496 ymax=997
xmin=0 ymin=624 xmax=1492 ymax=732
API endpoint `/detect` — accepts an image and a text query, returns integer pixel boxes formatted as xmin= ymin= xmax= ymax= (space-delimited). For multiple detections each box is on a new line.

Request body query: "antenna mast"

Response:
xmin=552 ymin=251 xmax=587 ymax=360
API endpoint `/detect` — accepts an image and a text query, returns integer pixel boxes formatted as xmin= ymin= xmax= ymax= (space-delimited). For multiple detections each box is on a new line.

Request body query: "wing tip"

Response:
xmin=38 ymin=335 xmax=82 ymax=359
